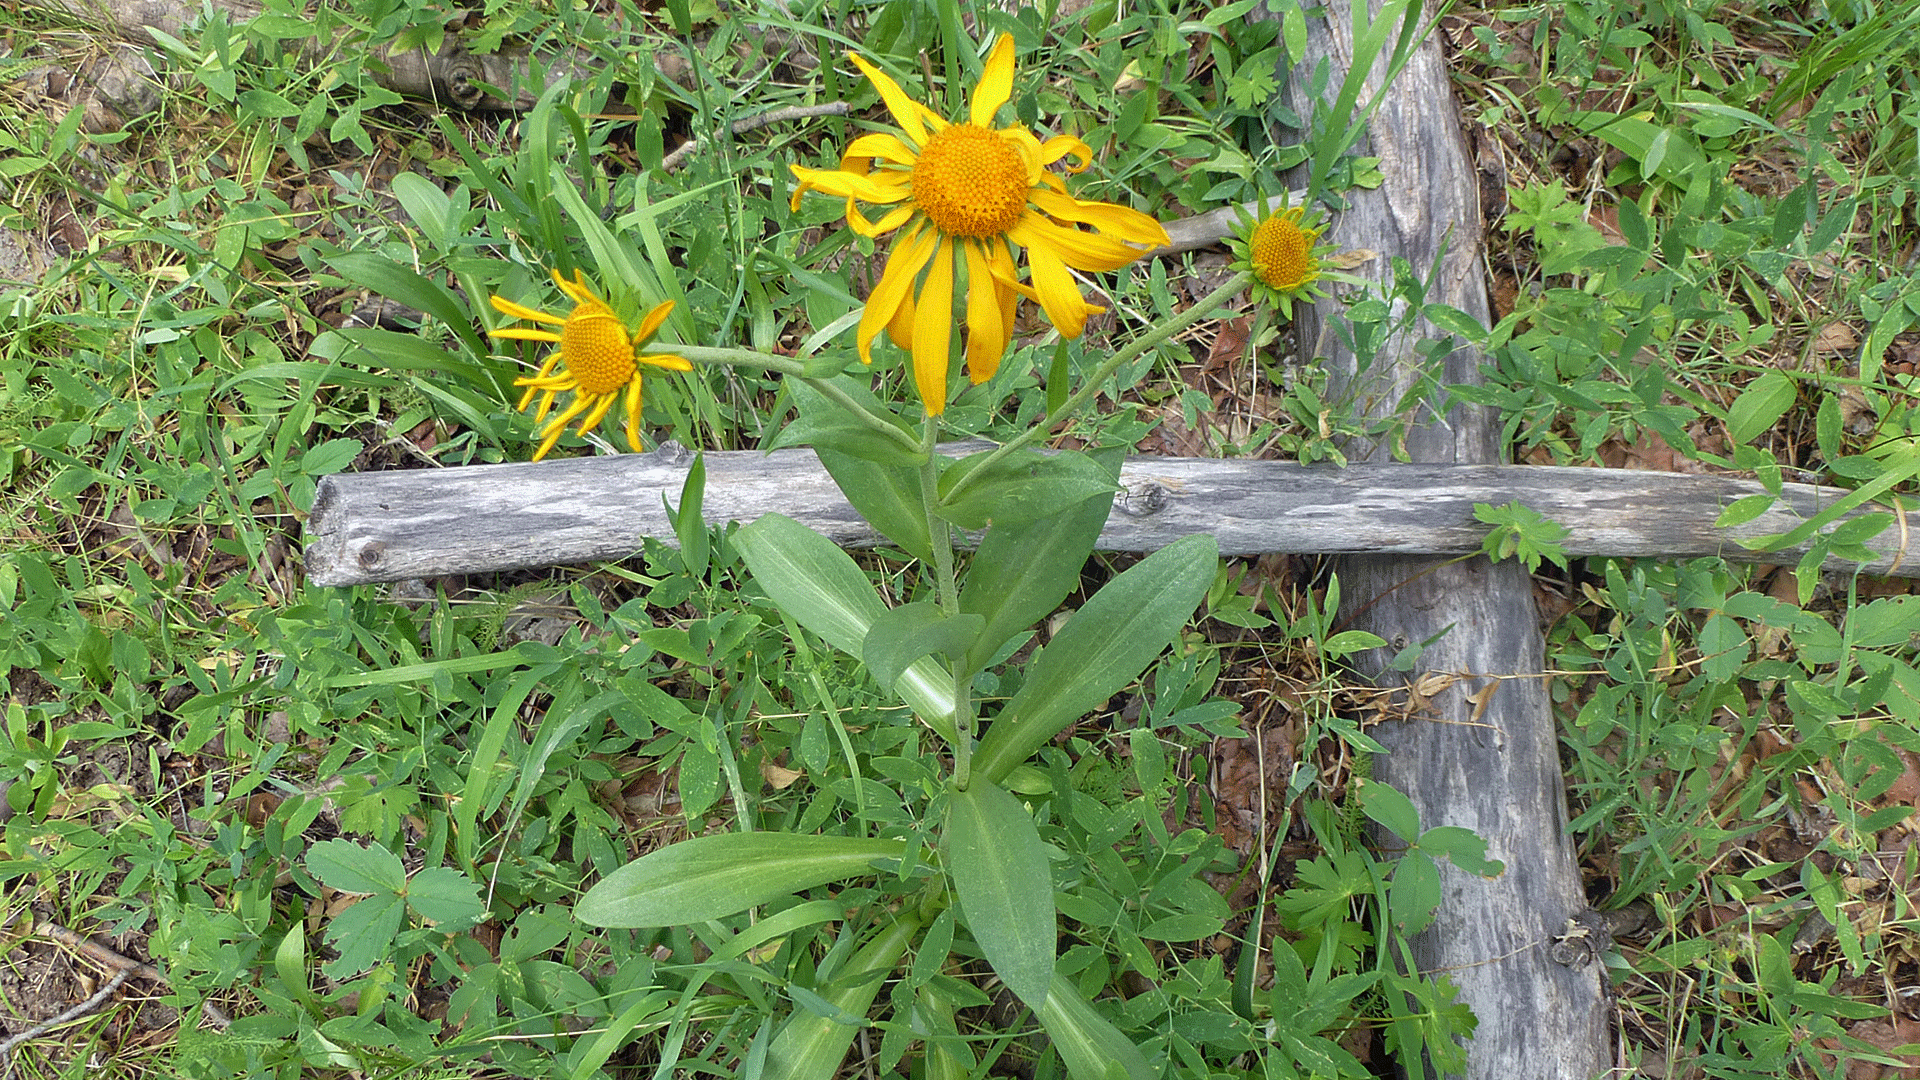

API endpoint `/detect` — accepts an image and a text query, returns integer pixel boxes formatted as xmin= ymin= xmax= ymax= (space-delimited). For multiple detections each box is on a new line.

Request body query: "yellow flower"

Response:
xmin=1232 ymin=198 xmax=1336 ymax=317
xmin=489 ymin=268 xmax=693 ymax=460
xmin=1250 ymin=207 xmax=1322 ymax=293
xmin=789 ymin=35 xmax=1170 ymax=415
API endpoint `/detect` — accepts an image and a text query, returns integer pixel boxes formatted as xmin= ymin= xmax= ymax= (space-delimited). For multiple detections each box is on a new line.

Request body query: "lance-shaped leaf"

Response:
xmin=324 ymin=251 xmax=488 ymax=361
xmin=958 ymin=461 xmax=1116 ymax=674
xmin=576 ymin=833 xmax=906 ymax=928
xmin=936 ymin=449 xmax=1118 ymax=530
xmin=973 ymin=534 xmax=1218 ymax=782
xmin=818 ymin=446 xmax=932 ymax=559
xmin=947 ymin=780 xmax=1053 ymax=1008
xmin=737 ymin=513 xmax=955 ymax=737
xmin=1035 ymin=972 xmax=1157 ymax=1080
xmin=764 ymin=914 xmax=920 ymax=1080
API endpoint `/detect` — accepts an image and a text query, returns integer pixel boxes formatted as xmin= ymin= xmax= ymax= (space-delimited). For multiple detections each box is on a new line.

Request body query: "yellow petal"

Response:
xmin=970 ymin=35 xmax=1016 ymax=127
xmin=577 ymin=391 xmax=620 ymax=435
xmin=527 ymin=387 xmax=558 ymax=422
xmin=849 ymin=200 xmax=915 ymax=238
xmin=541 ymin=394 xmax=594 ymax=444
xmin=911 ymin=235 xmax=956 ymax=415
xmin=844 ymin=132 xmax=920 ymax=168
xmin=857 ymin=221 xmax=937 ymax=363
xmin=790 ymin=163 xmax=912 ymax=206
xmin=1037 ymin=134 xmax=1093 ymax=172
xmin=518 ymin=371 xmax=581 ymax=391
xmin=962 ymin=240 xmax=1009 ymax=384
xmin=635 ymin=299 xmax=676 ymax=343
xmin=887 ymin=291 xmax=915 ymax=351
xmin=514 ymin=353 xmax=563 ymax=411
xmin=640 ymin=351 xmax=694 ymax=372
xmin=491 ymin=294 xmax=565 ymax=325
xmin=531 ymin=423 xmax=566 ymax=461
xmin=1022 ymin=235 xmax=1096 ymax=338
xmin=553 ymin=268 xmax=600 ymax=308
xmin=624 ymin=376 xmax=645 ymax=452
xmin=489 ymin=327 xmax=564 ymax=343
xmin=1012 ymin=213 xmax=1151 ymax=273
xmin=849 ymin=52 xmax=930 ymax=147
xmin=1028 ymin=189 xmax=1170 ymax=247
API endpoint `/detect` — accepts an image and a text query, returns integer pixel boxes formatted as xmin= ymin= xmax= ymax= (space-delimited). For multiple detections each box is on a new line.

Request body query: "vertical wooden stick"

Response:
xmin=1275 ymin=3 xmax=1612 ymax=1076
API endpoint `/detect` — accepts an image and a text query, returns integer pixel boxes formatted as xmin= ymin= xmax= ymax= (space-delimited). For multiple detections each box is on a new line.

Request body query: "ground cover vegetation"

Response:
xmin=3 ymin=0 xmax=1920 ymax=1076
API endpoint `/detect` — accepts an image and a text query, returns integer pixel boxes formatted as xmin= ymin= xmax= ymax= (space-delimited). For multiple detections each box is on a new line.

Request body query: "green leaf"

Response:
xmin=765 ymin=915 xmax=920 ymax=1080
xmin=1418 ymin=825 xmax=1503 ymax=877
xmin=1714 ymin=492 xmax=1776 ymax=529
xmin=404 ymin=867 xmax=488 ymax=929
xmin=1816 ymin=393 xmax=1843 ymax=462
xmin=959 ymin=464 xmax=1115 ymax=673
xmin=936 ymin=450 xmax=1118 ymax=530
xmin=390 ymin=171 xmax=453 ymax=244
xmin=307 ymin=838 xmax=406 ymax=896
xmin=1697 ymin=612 xmax=1749 ymax=683
xmin=817 ymin=447 xmax=932 ymax=560
xmin=1726 ymin=372 xmax=1797 ymax=445
xmin=272 ymin=926 xmax=311 ymax=1008
xmin=1421 ymin=303 xmax=1486 ymax=343
xmin=1046 ymin=339 xmax=1071 ymax=419
xmin=1745 ymin=443 xmax=1920 ymax=552
xmin=575 ymin=833 xmax=907 ymax=927
xmin=324 ymin=251 xmax=486 ymax=360
xmin=673 ymin=452 xmax=709 ymax=579
xmin=737 ymin=513 xmax=956 ymax=737
xmin=1573 ymin=113 xmax=1709 ymax=187
xmin=1321 ymin=629 xmax=1387 ymax=659
xmin=1388 ymin=850 xmax=1442 ymax=935
xmin=737 ymin=514 xmax=886 ymax=657
xmin=237 ymin=87 xmax=300 ymax=118
xmin=1034 ymin=973 xmax=1156 ymax=1080
xmin=863 ymin=602 xmax=983 ymax=695
xmin=1138 ymin=913 xmax=1224 ymax=942
xmin=973 ymin=534 xmax=1217 ymax=783
xmin=770 ymin=408 xmax=926 ymax=467
xmin=947 ymin=780 xmax=1053 ymax=1008
xmin=298 ymin=437 xmax=362 ymax=476
xmin=321 ymin=893 xmax=405 ymax=977
xmin=1357 ymin=778 xmax=1420 ymax=843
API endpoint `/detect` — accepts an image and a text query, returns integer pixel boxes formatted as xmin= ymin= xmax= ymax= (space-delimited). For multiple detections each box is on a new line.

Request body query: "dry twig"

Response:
xmin=0 ymin=968 xmax=131 ymax=1078
xmin=1 ymin=910 xmax=232 ymax=1031
xmin=662 ymin=101 xmax=852 ymax=172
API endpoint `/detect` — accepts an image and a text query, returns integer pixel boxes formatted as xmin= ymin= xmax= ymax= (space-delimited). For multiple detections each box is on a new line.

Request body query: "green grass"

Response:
xmin=4 ymin=0 xmax=1920 ymax=1076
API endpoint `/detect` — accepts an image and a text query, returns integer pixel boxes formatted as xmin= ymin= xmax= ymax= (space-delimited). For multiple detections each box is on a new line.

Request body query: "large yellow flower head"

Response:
xmin=790 ymin=35 xmax=1171 ymax=416
xmin=489 ymin=268 xmax=693 ymax=460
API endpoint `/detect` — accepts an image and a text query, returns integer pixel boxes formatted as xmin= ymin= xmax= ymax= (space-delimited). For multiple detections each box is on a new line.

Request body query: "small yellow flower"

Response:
xmin=1250 ymin=208 xmax=1322 ymax=292
xmin=790 ymin=35 xmax=1170 ymax=416
xmin=1232 ymin=198 xmax=1336 ymax=317
xmin=489 ymin=268 xmax=693 ymax=460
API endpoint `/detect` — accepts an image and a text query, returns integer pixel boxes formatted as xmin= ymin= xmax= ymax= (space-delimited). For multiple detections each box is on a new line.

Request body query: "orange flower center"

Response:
xmin=562 ymin=306 xmax=638 ymax=395
xmin=1251 ymin=213 xmax=1318 ymax=291
xmin=911 ymin=124 xmax=1029 ymax=239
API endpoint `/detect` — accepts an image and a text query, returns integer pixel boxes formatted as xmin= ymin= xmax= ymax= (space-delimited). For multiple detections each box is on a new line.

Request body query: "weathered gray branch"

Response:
xmin=1275 ymin=1 xmax=1611 ymax=1076
xmin=302 ymin=445 xmax=1914 ymax=586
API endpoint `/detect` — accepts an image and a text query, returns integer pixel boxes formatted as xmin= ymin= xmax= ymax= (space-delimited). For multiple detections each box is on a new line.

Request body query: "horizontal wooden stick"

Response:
xmin=302 ymin=445 xmax=1916 ymax=586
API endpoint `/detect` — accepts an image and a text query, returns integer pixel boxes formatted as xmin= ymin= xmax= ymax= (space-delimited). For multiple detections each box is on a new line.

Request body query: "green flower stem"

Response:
xmin=920 ymin=412 xmax=973 ymax=791
xmin=670 ymin=345 xmax=922 ymax=456
xmin=941 ymin=270 xmax=1254 ymax=506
